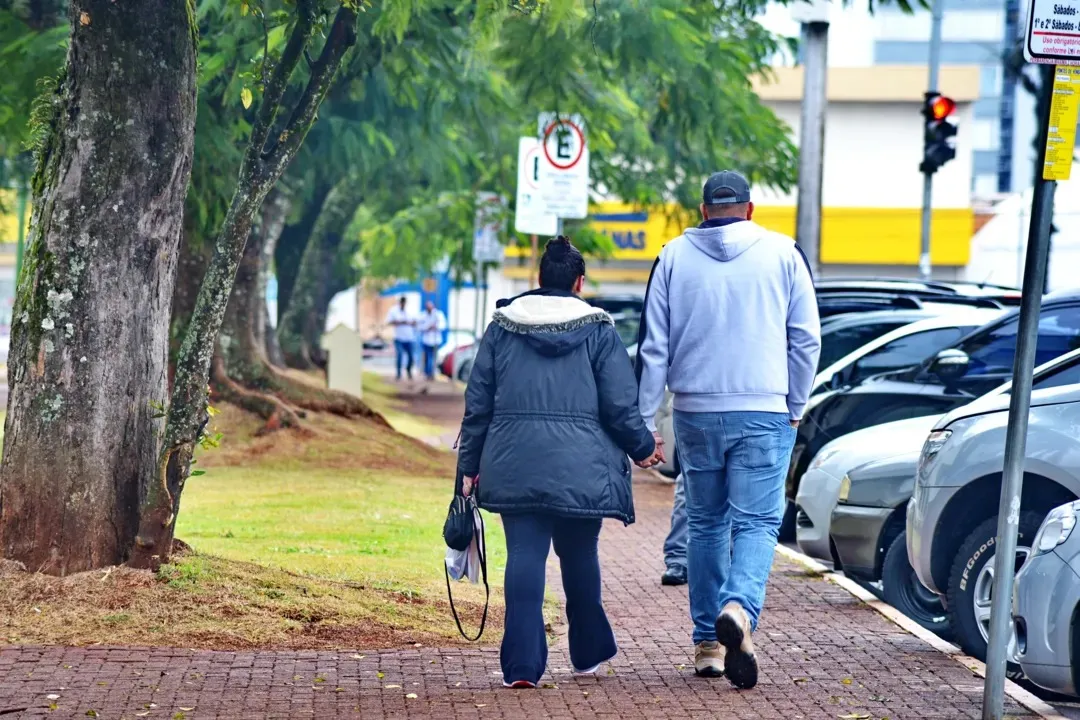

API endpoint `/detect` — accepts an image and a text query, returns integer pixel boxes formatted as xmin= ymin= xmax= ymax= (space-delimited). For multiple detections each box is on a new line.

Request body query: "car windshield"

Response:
xmin=818 ymin=320 xmax=908 ymax=370
xmin=611 ymin=313 xmax=641 ymax=348
xmin=959 ymin=306 xmax=1080 ymax=376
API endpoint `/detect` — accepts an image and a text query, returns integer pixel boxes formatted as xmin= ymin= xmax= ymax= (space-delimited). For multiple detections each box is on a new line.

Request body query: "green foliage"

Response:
xmin=0 ymin=7 xmax=66 ymax=166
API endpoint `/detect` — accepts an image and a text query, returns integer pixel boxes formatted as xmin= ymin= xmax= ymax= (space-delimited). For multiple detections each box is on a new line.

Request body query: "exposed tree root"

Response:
xmin=262 ymin=364 xmax=389 ymax=427
xmin=211 ymin=356 xmax=304 ymax=435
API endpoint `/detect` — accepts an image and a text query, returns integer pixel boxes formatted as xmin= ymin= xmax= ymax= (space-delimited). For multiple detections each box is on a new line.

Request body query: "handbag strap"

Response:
xmin=444 ymin=503 xmax=489 ymax=642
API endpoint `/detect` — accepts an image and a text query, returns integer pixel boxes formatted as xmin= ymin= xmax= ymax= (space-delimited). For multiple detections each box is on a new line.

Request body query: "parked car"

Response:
xmin=440 ymin=343 xmax=478 ymax=382
xmin=814 ymin=278 xmax=1022 ymax=307
xmin=583 ymin=293 xmax=643 ymax=316
xmin=788 ymin=290 xmax=1080 ymax=521
xmin=813 ymin=310 xmax=1004 ymax=398
xmin=632 ymin=309 xmax=999 ymax=507
xmin=436 ymin=330 xmax=476 ymax=366
xmin=1013 ymin=499 xmax=1080 ymax=696
xmin=833 ymin=450 xmax=950 ymax=636
xmin=907 ymin=348 xmax=1080 ymax=666
xmin=796 ymin=414 xmax=939 ymax=565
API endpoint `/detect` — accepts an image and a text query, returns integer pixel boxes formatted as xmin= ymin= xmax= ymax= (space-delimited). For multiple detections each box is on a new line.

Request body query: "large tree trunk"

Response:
xmin=278 ymin=177 xmax=363 ymax=368
xmin=257 ymin=192 xmax=290 ymax=367
xmin=0 ymin=0 xmax=197 ymax=574
xmin=129 ymin=3 xmax=360 ymax=570
xmin=274 ymin=182 xmax=330 ymax=327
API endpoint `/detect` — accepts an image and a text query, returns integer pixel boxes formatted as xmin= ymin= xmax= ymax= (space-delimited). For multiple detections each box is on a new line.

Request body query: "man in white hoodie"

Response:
xmin=638 ymin=171 xmax=821 ymax=688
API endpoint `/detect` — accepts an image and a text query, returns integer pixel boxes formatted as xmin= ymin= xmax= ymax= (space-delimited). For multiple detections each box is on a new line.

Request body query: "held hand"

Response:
xmin=462 ymin=475 xmax=478 ymax=497
xmin=652 ymin=432 xmax=667 ymax=464
xmin=790 ymin=419 xmax=800 ymax=428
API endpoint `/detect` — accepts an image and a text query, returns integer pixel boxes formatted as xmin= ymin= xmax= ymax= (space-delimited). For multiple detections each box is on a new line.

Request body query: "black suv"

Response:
xmin=786 ymin=289 xmax=1080 ymax=508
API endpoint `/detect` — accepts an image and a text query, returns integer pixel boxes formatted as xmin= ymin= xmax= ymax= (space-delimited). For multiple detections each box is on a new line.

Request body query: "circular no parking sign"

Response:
xmin=542 ymin=118 xmax=586 ymax=171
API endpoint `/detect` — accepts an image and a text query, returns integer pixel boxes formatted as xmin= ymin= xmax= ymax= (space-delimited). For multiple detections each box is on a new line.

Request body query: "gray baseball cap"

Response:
xmin=703 ymin=170 xmax=751 ymax=205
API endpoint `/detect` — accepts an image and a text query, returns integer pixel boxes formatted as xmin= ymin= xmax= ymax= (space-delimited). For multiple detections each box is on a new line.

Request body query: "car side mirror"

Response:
xmin=930 ymin=349 xmax=971 ymax=383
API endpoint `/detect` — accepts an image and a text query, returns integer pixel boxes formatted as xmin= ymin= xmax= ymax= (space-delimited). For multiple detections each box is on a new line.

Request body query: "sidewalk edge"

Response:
xmin=774 ymin=544 xmax=1066 ymax=720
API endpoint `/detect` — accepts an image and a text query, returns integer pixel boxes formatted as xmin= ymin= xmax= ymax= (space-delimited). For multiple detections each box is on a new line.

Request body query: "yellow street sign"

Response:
xmin=1044 ymin=65 xmax=1080 ymax=181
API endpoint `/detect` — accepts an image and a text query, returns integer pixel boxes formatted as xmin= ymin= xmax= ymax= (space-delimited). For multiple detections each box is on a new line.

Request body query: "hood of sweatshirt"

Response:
xmin=683 ymin=220 xmax=767 ymax=262
xmin=492 ymin=291 xmax=612 ymax=357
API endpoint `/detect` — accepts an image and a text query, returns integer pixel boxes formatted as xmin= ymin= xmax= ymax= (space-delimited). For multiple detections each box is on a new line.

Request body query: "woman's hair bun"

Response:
xmin=545 ymin=235 xmax=573 ymax=254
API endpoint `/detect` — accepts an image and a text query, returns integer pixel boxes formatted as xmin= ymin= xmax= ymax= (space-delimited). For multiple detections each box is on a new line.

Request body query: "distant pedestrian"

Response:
xmin=418 ymin=300 xmax=448 ymax=383
xmin=385 ymin=296 xmax=416 ymax=381
xmin=637 ymin=170 xmax=821 ymax=687
xmin=456 ymin=236 xmax=659 ymax=689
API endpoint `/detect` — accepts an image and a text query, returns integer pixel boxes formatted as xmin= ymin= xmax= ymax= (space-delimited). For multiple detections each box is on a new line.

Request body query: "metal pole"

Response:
xmin=981 ymin=70 xmax=1057 ymax=720
xmin=479 ymin=262 xmax=488 ymax=329
xmin=919 ymin=0 xmax=944 ymax=281
xmin=529 ymin=234 xmax=538 ymax=289
xmin=794 ymin=20 xmax=828 ymax=278
xmin=15 ymin=181 xmax=28 ymax=282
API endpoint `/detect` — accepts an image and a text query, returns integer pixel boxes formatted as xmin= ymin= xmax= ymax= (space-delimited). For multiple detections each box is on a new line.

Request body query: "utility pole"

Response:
xmin=919 ymin=0 xmax=945 ymax=281
xmin=793 ymin=0 xmax=829 ymax=278
xmin=981 ymin=63 xmax=1078 ymax=720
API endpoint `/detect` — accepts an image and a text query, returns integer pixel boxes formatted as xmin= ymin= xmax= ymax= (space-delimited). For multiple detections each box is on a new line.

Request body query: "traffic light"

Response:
xmin=920 ymin=92 xmax=958 ymax=175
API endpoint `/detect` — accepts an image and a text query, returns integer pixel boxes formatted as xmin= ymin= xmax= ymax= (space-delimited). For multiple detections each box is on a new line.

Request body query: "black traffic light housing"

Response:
xmin=920 ymin=92 xmax=958 ymax=175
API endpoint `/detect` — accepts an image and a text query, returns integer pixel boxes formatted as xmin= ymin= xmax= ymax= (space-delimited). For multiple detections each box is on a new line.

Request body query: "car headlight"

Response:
xmin=1032 ymin=503 xmax=1079 ymax=556
xmin=837 ymin=475 xmax=851 ymax=503
xmin=810 ymin=446 xmax=841 ymax=471
xmin=917 ymin=429 xmax=952 ymax=480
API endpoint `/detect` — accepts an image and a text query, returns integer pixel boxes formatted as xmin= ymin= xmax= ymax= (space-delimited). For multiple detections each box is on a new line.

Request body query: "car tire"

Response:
xmin=946 ymin=511 xmax=1042 ymax=677
xmin=457 ymin=359 xmax=473 ymax=383
xmin=779 ymin=500 xmax=797 ymax=543
xmin=881 ymin=532 xmax=951 ymax=639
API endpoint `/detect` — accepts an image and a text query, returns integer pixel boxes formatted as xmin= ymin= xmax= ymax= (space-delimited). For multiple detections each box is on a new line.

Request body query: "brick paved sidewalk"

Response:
xmin=0 ymin=475 xmax=1038 ymax=719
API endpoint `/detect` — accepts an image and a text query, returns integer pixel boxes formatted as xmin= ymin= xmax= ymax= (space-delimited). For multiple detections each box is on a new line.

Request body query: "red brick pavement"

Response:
xmin=0 ymin=476 xmax=1037 ymax=719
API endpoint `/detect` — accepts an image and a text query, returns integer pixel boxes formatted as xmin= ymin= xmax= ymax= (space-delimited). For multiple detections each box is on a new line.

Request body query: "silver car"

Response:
xmin=1013 ymin=499 xmax=1080 ymax=696
xmin=908 ymin=348 xmax=1080 ymax=666
xmin=795 ymin=414 xmax=939 ymax=564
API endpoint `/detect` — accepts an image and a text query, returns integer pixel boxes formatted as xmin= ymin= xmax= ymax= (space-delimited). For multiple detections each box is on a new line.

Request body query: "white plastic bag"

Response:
xmin=444 ymin=504 xmax=484 ymax=584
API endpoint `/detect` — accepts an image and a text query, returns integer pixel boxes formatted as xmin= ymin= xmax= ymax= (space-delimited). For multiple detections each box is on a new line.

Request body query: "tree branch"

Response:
xmin=266 ymin=5 xmax=358 ymax=166
xmin=249 ymin=0 xmax=317 ymax=157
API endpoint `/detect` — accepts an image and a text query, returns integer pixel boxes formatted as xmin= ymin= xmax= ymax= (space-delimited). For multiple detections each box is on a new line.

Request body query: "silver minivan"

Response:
xmin=907 ymin=348 xmax=1080 ymax=667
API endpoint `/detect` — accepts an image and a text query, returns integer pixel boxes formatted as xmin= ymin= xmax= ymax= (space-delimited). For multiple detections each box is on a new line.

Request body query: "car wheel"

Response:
xmin=779 ymin=500 xmax=797 ymax=543
xmin=946 ymin=512 xmax=1041 ymax=677
xmin=457 ymin=359 xmax=474 ymax=383
xmin=881 ymin=532 xmax=951 ymax=639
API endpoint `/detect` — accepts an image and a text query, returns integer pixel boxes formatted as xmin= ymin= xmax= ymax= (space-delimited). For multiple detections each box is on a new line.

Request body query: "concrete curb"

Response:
xmin=774 ymin=544 xmax=1067 ymax=720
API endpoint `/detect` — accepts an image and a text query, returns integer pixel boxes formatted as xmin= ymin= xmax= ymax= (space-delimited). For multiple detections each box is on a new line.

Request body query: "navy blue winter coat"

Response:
xmin=456 ymin=289 xmax=655 ymax=524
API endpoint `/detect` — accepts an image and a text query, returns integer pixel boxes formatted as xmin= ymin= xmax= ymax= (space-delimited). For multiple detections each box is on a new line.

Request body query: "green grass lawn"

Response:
xmin=176 ymin=467 xmax=507 ymax=602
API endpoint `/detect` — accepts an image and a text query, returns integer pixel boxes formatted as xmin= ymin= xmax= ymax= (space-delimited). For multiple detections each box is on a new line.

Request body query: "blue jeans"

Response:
xmin=663 ymin=473 xmax=688 ymax=571
xmin=422 ymin=344 xmax=438 ymax=380
xmin=501 ymin=514 xmax=617 ymax=684
xmin=394 ymin=340 xmax=414 ymax=379
xmin=673 ymin=410 xmax=796 ymax=643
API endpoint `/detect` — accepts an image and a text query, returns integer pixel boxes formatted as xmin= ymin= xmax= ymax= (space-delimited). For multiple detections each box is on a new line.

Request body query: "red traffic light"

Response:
xmin=929 ymin=95 xmax=956 ymax=121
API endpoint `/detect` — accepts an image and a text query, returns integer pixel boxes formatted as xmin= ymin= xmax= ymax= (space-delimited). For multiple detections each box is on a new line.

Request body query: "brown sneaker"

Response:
xmin=715 ymin=602 xmax=758 ymax=689
xmin=693 ymin=641 xmax=725 ymax=678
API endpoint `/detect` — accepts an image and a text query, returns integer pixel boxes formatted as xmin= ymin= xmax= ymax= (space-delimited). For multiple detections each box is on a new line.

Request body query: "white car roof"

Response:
xmin=814 ymin=308 xmax=1005 ymax=389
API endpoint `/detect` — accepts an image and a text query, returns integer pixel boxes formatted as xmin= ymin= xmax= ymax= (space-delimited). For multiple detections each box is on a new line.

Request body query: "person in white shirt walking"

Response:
xmin=385 ymin=297 xmax=416 ymax=381
xmin=418 ymin=300 xmax=448 ymax=382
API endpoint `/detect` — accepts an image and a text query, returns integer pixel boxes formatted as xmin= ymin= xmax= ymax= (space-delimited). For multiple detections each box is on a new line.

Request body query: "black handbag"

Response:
xmin=442 ymin=490 xmax=489 ymax=641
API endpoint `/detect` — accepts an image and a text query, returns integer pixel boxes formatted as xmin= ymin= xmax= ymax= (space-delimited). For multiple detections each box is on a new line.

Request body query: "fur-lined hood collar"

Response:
xmin=492 ymin=291 xmax=612 ymax=357
xmin=493 ymin=293 xmax=612 ymax=334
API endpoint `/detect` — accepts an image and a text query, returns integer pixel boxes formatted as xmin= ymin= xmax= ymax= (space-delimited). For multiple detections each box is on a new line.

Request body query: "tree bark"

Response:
xmin=129 ymin=3 xmax=359 ymax=570
xmin=252 ymin=190 xmax=290 ymax=365
xmin=0 ymin=0 xmax=197 ymax=574
xmin=278 ymin=177 xmax=364 ymax=368
xmin=274 ymin=182 xmax=331 ymax=328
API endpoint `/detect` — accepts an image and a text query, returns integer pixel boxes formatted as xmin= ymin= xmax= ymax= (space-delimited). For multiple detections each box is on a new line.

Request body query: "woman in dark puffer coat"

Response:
xmin=456 ymin=236 xmax=658 ymax=688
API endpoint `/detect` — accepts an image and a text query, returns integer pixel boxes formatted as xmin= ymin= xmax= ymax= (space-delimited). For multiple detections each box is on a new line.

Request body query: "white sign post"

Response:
xmin=515 ymin=137 xmax=559 ymax=236
xmin=320 ymin=324 xmax=364 ymax=399
xmin=1025 ymin=0 xmax=1080 ymax=65
xmin=535 ymin=112 xmax=589 ymax=219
